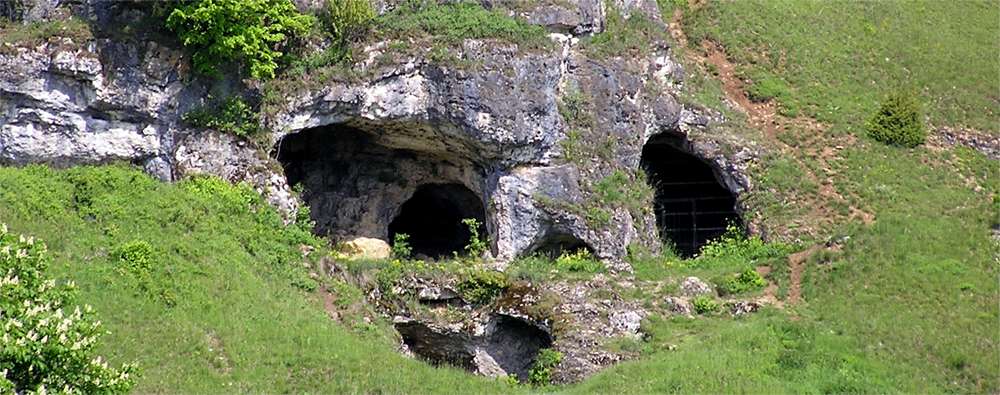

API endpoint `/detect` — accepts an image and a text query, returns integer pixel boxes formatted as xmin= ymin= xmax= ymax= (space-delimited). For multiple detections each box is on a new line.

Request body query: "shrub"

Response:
xmin=528 ymin=348 xmax=563 ymax=385
xmin=327 ymin=0 xmax=375 ymax=43
xmin=166 ymin=0 xmax=314 ymax=79
xmin=0 ymin=225 xmax=136 ymax=393
xmin=182 ymin=96 xmax=262 ymax=138
xmin=392 ymin=233 xmax=412 ymax=259
xmin=555 ymin=249 xmax=603 ymax=273
xmin=462 ymin=218 xmax=487 ymax=258
xmin=866 ymin=90 xmax=926 ymax=147
xmin=113 ymin=240 xmax=155 ymax=276
xmin=695 ymin=225 xmax=793 ymax=267
xmin=692 ymin=295 xmax=720 ymax=314
xmin=456 ymin=270 xmax=508 ymax=304
xmin=716 ymin=268 xmax=767 ymax=296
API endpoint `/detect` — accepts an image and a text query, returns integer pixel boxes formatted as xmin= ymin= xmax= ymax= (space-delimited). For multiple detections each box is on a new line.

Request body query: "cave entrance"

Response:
xmin=388 ymin=183 xmax=487 ymax=259
xmin=641 ymin=135 xmax=741 ymax=257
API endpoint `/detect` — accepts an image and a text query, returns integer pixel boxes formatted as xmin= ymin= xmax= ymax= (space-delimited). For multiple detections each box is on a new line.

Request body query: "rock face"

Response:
xmin=0 ymin=0 xmax=759 ymax=269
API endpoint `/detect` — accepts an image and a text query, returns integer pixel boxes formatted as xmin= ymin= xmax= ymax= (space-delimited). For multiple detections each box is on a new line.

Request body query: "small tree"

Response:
xmin=0 ymin=224 xmax=135 ymax=393
xmin=166 ymin=0 xmax=314 ymax=79
xmin=867 ymin=90 xmax=926 ymax=148
xmin=327 ymin=0 xmax=375 ymax=43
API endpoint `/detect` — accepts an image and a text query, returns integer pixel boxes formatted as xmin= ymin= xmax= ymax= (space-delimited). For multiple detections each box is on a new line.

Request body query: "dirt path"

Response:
xmin=785 ymin=245 xmax=822 ymax=304
xmin=667 ymin=8 xmax=874 ymax=234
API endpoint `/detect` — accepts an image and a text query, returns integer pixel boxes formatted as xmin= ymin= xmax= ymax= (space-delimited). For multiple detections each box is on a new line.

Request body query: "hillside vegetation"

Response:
xmin=0 ymin=0 xmax=996 ymax=393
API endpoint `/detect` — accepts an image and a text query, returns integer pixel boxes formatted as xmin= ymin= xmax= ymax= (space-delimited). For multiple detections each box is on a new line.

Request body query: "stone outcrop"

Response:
xmin=0 ymin=0 xmax=758 ymax=269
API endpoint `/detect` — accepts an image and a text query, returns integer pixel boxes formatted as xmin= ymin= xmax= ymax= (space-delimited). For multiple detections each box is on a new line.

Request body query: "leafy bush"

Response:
xmin=695 ymin=225 xmax=793 ymax=267
xmin=555 ymin=249 xmax=603 ymax=273
xmin=456 ymin=269 xmax=508 ymax=304
xmin=716 ymin=268 xmax=767 ymax=296
xmin=166 ymin=0 xmax=314 ymax=79
xmin=866 ymin=90 xmax=926 ymax=147
xmin=528 ymin=348 xmax=563 ymax=385
xmin=391 ymin=233 xmax=413 ymax=259
xmin=462 ymin=218 xmax=487 ymax=257
xmin=0 ymin=225 xmax=136 ymax=393
xmin=182 ymin=96 xmax=262 ymax=138
xmin=327 ymin=0 xmax=375 ymax=43
xmin=113 ymin=240 xmax=155 ymax=276
xmin=692 ymin=295 xmax=720 ymax=314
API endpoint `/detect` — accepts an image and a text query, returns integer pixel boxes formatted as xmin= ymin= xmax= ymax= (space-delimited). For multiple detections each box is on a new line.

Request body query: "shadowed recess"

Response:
xmin=641 ymin=134 xmax=741 ymax=256
xmin=388 ymin=183 xmax=486 ymax=259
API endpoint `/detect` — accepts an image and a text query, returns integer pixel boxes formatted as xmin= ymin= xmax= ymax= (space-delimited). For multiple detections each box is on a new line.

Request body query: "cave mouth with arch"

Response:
xmin=641 ymin=133 xmax=743 ymax=257
xmin=273 ymin=122 xmax=489 ymax=259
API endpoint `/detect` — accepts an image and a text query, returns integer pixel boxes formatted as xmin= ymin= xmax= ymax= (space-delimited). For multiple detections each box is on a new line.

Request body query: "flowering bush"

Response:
xmin=0 ymin=224 xmax=135 ymax=393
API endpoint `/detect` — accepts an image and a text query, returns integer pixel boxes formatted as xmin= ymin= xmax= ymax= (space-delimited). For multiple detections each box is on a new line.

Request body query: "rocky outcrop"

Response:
xmin=0 ymin=0 xmax=760 ymax=269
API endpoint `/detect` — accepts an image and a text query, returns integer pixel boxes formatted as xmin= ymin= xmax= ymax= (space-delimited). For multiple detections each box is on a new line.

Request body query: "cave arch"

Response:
xmin=527 ymin=233 xmax=595 ymax=259
xmin=388 ymin=183 xmax=487 ymax=259
xmin=641 ymin=134 xmax=742 ymax=257
xmin=274 ymin=123 xmax=489 ymax=249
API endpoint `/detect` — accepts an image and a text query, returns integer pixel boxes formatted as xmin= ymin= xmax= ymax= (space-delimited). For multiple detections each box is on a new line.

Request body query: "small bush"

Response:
xmin=0 ymin=225 xmax=136 ymax=393
xmin=392 ymin=233 xmax=412 ymax=259
xmin=695 ymin=225 xmax=793 ymax=267
xmin=528 ymin=348 xmax=563 ymax=385
xmin=866 ymin=90 xmax=926 ymax=147
xmin=456 ymin=270 xmax=508 ymax=304
xmin=166 ymin=0 xmax=314 ymax=79
xmin=555 ymin=249 xmax=603 ymax=273
xmin=182 ymin=96 xmax=262 ymax=138
xmin=327 ymin=0 xmax=375 ymax=43
xmin=692 ymin=295 xmax=720 ymax=314
xmin=462 ymin=218 xmax=487 ymax=257
xmin=716 ymin=268 xmax=767 ymax=296
xmin=113 ymin=240 xmax=155 ymax=276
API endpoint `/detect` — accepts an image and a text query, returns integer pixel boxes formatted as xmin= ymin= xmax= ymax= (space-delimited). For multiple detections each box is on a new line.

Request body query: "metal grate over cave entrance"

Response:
xmin=641 ymin=135 xmax=742 ymax=257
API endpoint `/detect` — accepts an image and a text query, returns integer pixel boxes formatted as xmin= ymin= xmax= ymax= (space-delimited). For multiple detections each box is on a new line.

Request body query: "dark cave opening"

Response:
xmin=394 ymin=314 xmax=553 ymax=381
xmin=274 ymin=123 xmax=489 ymax=251
xmin=641 ymin=134 xmax=742 ymax=257
xmin=388 ymin=183 xmax=487 ymax=259
xmin=529 ymin=233 xmax=594 ymax=259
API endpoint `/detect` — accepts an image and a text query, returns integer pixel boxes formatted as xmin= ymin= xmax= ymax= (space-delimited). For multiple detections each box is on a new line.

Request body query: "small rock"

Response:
xmin=342 ymin=237 xmax=391 ymax=260
xmin=729 ymin=301 xmax=761 ymax=317
xmin=609 ymin=310 xmax=643 ymax=336
xmin=663 ymin=296 xmax=692 ymax=316
xmin=680 ymin=277 xmax=713 ymax=296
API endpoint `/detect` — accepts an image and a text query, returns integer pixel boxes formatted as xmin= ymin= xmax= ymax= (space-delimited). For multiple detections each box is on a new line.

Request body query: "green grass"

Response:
xmin=0 ymin=165 xmax=517 ymax=393
xmin=684 ymin=0 xmax=999 ymax=133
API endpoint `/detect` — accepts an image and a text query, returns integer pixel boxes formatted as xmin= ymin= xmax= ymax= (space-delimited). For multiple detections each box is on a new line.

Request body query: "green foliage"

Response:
xmin=461 ymin=218 xmax=487 ymax=257
xmin=375 ymin=2 xmax=551 ymax=50
xmin=691 ymin=295 xmax=720 ymax=314
xmin=327 ymin=0 xmax=375 ymax=43
xmin=695 ymin=225 xmax=793 ymax=267
xmin=866 ymin=90 xmax=926 ymax=147
xmin=716 ymin=268 xmax=767 ymax=296
xmin=166 ymin=0 xmax=314 ymax=79
xmin=391 ymin=233 xmax=412 ymax=260
xmin=0 ymin=225 xmax=136 ymax=393
xmin=456 ymin=269 xmax=508 ymax=304
xmin=182 ymin=96 xmax=262 ymax=138
xmin=528 ymin=348 xmax=563 ymax=385
xmin=113 ymin=240 xmax=155 ymax=276
xmin=554 ymin=249 xmax=603 ymax=273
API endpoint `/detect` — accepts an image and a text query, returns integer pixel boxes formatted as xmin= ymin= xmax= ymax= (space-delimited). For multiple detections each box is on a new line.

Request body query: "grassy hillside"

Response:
xmin=1 ymin=0 xmax=996 ymax=393
xmin=0 ymin=165 xmax=518 ymax=393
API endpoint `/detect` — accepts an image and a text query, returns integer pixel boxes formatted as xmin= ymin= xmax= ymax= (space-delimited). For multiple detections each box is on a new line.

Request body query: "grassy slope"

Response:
xmin=565 ymin=1 xmax=998 ymax=393
xmin=0 ymin=165 xmax=516 ymax=394
xmin=1 ymin=1 xmax=996 ymax=393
